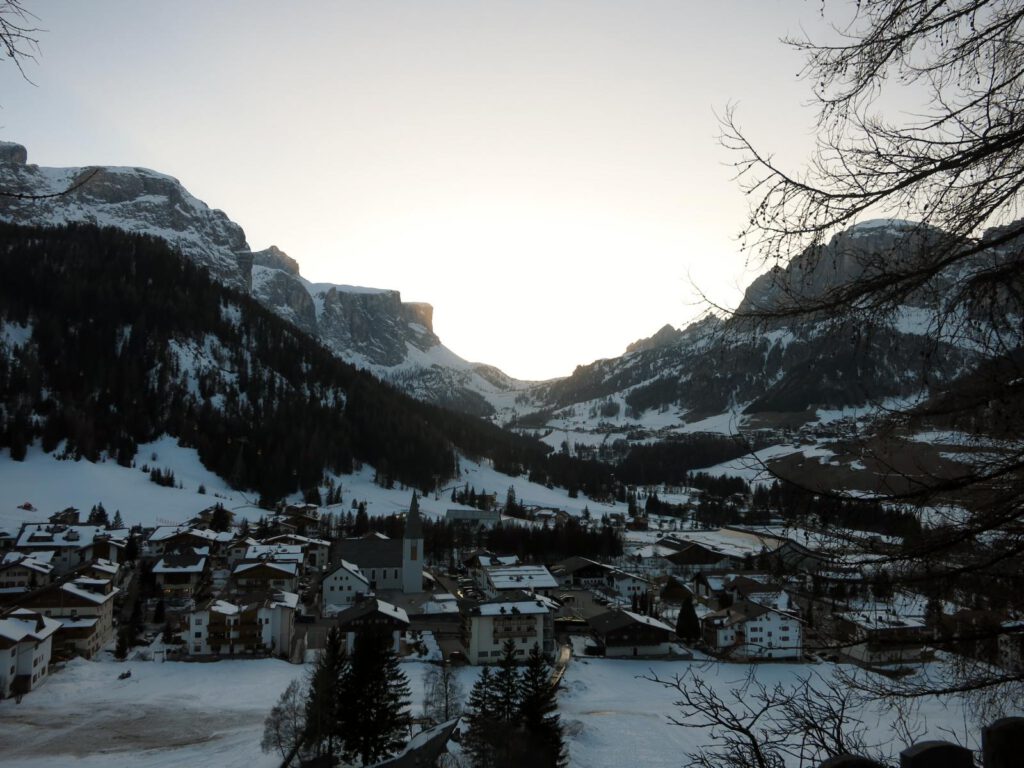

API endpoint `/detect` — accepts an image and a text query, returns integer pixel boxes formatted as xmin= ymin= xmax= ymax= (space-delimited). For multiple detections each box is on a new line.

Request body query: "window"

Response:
xmin=195 ymin=618 xmax=203 ymax=626
xmin=194 ymin=631 xmax=202 ymax=638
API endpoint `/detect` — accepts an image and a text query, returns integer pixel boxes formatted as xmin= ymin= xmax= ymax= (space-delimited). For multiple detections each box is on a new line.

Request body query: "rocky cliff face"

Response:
xmin=0 ymin=141 xmax=526 ymax=415
xmin=0 ymin=142 xmax=250 ymax=289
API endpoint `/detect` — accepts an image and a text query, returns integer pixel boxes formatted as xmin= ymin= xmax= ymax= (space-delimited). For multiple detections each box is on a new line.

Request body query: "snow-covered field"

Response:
xmin=0 ymin=653 xmax=977 ymax=768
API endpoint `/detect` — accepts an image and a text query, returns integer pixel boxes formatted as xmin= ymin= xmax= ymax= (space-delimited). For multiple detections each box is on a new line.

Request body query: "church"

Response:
xmin=334 ymin=493 xmax=424 ymax=594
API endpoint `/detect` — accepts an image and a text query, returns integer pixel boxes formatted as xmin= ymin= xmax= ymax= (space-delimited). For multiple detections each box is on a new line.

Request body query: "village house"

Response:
xmin=14 ymin=524 xmax=121 ymax=575
xmin=226 ymin=537 xmax=260 ymax=568
xmin=187 ymin=590 xmax=298 ymax=659
xmin=604 ymin=568 xmax=650 ymax=602
xmin=445 ymin=508 xmax=501 ymax=528
xmin=265 ymin=534 xmax=331 ymax=571
xmin=702 ymin=600 xmax=803 ymax=660
xmin=17 ymin=575 xmax=119 ymax=659
xmin=0 ymin=608 xmax=61 ymax=699
xmin=0 ymin=551 xmax=56 ymax=601
xmin=587 ymin=609 xmax=679 ymax=658
xmin=153 ymin=548 xmax=209 ymax=598
xmin=461 ymin=591 xmax=552 ymax=665
xmin=232 ymin=560 xmax=299 ymax=593
xmin=145 ymin=526 xmax=233 ymax=559
xmin=833 ymin=609 xmax=931 ymax=667
xmin=243 ymin=543 xmax=305 ymax=570
xmin=551 ymin=556 xmax=612 ymax=589
xmin=335 ymin=597 xmax=410 ymax=655
xmin=321 ymin=559 xmax=371 ymax=612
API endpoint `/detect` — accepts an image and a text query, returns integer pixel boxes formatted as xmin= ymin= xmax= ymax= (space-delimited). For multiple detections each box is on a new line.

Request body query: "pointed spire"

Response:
xmin=405 ymin=492 xmax=423 ymax=539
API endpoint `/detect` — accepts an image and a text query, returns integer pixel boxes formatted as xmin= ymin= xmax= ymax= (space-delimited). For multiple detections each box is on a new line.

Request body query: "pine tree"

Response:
xmin=111 ymin=509 xmax=124 ymax=529
xmin=340 ymin=631 xmax=410 ymax=766
xmin=303 ymin=627 xmax=347 ymax=758
xmin=675 ymin=595 xmax=701 ymax=643
xmin=464 ymin=667 xmax=501 ymax=768
xmin=516 ymin=644 xmax=566 ymax=767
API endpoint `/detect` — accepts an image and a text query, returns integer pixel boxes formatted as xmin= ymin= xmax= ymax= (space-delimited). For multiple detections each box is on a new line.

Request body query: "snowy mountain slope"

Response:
xmin=0 ymin=141 xmax=531 ymax=415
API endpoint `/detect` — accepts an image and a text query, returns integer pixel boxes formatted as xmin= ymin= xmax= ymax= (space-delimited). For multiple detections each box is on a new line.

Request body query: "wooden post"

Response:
xmin=900 ymin=740 xmax=973 ymax=768
xmin=983 ymin=717 xmax=1024 ymax=768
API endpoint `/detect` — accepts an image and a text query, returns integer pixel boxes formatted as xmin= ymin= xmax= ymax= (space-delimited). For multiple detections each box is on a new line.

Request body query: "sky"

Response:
xmin=0 ymin=1 xmax=833 ymax=380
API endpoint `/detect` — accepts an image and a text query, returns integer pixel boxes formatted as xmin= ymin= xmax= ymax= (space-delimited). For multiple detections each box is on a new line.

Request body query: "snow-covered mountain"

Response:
xmin=0 ymin=141 xmax=529 ymax=416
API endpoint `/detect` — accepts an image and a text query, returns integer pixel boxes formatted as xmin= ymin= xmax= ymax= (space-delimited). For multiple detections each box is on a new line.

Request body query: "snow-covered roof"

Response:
xmin=621 ymin=610 xmax=674 ymax=633
xmin=838 ymin=610 xmax=926 ymax=631
xmin=376 ymin=600 xmax=409 ymax=624
xmin=485 ymin=564 xmax=558 ymax=590
xmin=245 ymin=544 xmax=304 ymax=562
xmin=1 ymin=552 xmax=54 ymax=575
xmin=210 ymin=600 xmax=240 ymax=616
xmin=473 ymin=591 xmax=551 ymax=617
xmin=1 ymin=610 xmax=61 ymax=642
xmin=4 ymin=549 xmax=55 ymax=566
xmin=326 ymin=559 xmax=369 ymax=584
xmin=17 ymin=523 xmax=108 ymax=550
xmin=269 ymin=591 xmax=300 ymax=610
xmin=61 ymin=581 xmax=118 ymax=605
xmin=148 ymin=526 xmax=233 ymax=544
xmin=266 ymin=534 xmax=329 ymax=547
xmin=234 ymin=561 xmax=298 ymax=577
xmin=154 ymin=554 xmax=207 ymax=574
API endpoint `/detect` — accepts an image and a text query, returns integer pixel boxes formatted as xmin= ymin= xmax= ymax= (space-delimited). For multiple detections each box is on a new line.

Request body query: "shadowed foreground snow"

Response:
xmin=0 ymin=653 xmax=976 ymax=768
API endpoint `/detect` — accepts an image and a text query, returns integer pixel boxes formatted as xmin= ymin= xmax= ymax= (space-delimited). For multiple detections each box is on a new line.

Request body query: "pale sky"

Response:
xmin=0 ymin=1 xmax=830 ymax=380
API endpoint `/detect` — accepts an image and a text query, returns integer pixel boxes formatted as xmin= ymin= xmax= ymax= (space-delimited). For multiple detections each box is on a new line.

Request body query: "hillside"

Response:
xmin=0 ymin=222 xmax=549 ymax=501
xmin=0 ymin=142 xmax=530 ymax=416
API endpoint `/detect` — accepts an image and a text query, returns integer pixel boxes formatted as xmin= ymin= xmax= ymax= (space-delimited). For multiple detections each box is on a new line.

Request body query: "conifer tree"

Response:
xmin=303 ymin=626 xmax=347 ymax=758
xmin=517 ymin=644 xmax=566 ymax=767
xmin=464 ymin=667 xmax=501 ymax=768
xmin=340 ymin=631 xmax=410 ymax=766
xmin=676 ymin=594 xmax=701 ymax=643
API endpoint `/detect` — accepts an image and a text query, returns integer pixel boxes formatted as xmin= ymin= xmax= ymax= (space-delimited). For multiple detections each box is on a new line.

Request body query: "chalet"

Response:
xmin=588 ymin=609 xmax=678 ymax=657
xmin=552 ymin=556 xmax=612 ymax=589
xmin=0 ymin=551 xmax=55 ymax=600
xmin=18 ymin=576 xmax=119 ymax=659
xmin=91 ymin=533 xmax=127 ymax=564
xmin=321 ymin=559 xmax=371 ymax=612
xmin=187 ymin=590 xmax=298 ymax=658
xmin=664 ymin=542 xmax=741 ymax=576
xmin=153 ymin=548 xmax=209 ymax=597
xmin=226 ymin=537 xmax=260 ymax=568
xmin=461 ymin=591 xmax=551 ymax=664
xmin=279 ymin=503 xmax=321 ymax=536
xmin=833 ymin=609 xmax=930 ymax=666
xmin=15 ymin=524 xmax=120 ymax=575
xmin=232 ymin=560 xmax=299 ymax=593
xmin=0 ymin=528 xmax=15 ymax=553
xmin=83 ymin=558 xmax=121 ymax=585
xmin=0 ymin=608 xmax=61 ymax=699
xmin=481 ymin=564 xmax=559 ymax=599
xmin=335 ymin=598 xmax=410 ymax=655
xmin=265 ymin=534 xmax=331 ymax=571
xmin=605 ymin=569 xmax=650 ymax=601
xmin=724 ymin=576 xmax=795 ymax=612
xmin=702 ymin=600 xmax=803 ymax=660
xmin=145 ymin=526 xmax=233 ymax=558
xmin=244 ymin=543 xmax=305 ymax=569
xmin=659 ymin=575 xmax=694 ymax=604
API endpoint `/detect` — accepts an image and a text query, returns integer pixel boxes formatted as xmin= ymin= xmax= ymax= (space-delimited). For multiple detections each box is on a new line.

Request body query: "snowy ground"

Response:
xmin=0 ymin=653 xmax=978 ymax=768
xmin=0 ymin=438 xmax=628 ymax=531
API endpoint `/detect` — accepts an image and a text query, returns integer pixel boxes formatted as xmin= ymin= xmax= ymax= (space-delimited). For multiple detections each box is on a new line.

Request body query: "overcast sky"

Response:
xmin=0 ymin=1 xmax=834 ymax=380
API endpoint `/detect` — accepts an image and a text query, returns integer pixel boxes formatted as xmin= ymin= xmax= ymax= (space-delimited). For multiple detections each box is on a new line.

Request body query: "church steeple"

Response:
xmin=401 ymin=492 xmax=424 ymax=593
xmin=404 ymin=492 xmax=423 ymax=540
